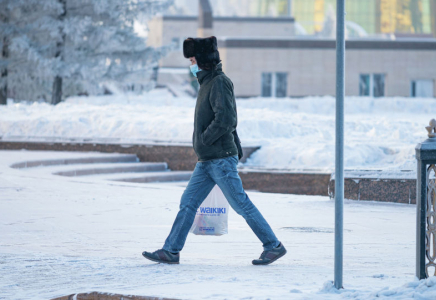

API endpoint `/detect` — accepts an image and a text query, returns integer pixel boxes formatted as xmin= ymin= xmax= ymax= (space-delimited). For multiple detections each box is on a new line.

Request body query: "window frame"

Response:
xmin=261 ymin=72 xmax=272 ymax=97
xmin=359 ymin=73 xmax=385 ymax=97
xmin=275 ymin=72 xmax=288 ymax=98
xmin=410 ymin=79 xmax=435 ymax=97
xmin=261 ymin=71 xmax=288 ymax=98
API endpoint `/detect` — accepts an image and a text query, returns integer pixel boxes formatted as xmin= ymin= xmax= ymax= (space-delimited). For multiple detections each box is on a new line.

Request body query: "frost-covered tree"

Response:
xmin=50 ymin=0 xmax=175 ymax=104
xmin=0 ymin=0 xmax=62 ymax=104
xmin=0 ymin=0 xmax=175 ymax=104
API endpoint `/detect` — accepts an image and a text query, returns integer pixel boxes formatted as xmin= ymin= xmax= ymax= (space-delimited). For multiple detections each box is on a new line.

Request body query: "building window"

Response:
xmin=359 ymin=74 xmax=370 ymax=96
xmin=373 ymin=74 xmax=385 ymax=97
xmin=171 ymin=37 xmax=179 ymax=49
xmin=261 ymin=73 xmax=272 ymax=97
xmin=261 ymin=72 xmax=287 ymax=97
xmin=172 ymin=37 xmax=189 ymax=52
xmin=276 ymin=72 xmax=287 ymax=97
xmin=411 ymin=79 xmax=434 ymax=97
xmin=359 ymin=73 xmax=385 ymax=97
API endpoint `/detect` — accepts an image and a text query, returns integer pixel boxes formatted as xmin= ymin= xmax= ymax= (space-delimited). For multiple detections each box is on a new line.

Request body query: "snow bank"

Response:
xmin=319 ymin=276 xmax=436 ymax=299
xmin=1 ymin=91 xmax=435 ymax=172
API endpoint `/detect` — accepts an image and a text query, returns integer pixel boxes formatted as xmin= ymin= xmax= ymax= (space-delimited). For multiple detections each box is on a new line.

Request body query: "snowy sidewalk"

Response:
xmin=1 ymin=150 xmax=435 ymax=299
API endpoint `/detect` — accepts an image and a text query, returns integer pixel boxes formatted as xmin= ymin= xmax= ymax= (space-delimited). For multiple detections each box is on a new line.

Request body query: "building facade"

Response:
xmin=147 ymin=0 xmax=436 ymax=98
xmin=217 ymin=38 xmax=436 ymax=97
xmin=146 ymin=15 xmax=295 ymax=68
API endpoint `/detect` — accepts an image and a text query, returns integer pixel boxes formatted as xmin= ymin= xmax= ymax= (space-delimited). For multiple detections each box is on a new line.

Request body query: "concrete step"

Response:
xmin=53 ymin=162 xmax=168 ymax=177
xmin=112 ymin=171 xmax=193 ymax=183
xmin=11 ymin=154 xmax=139 ymax=169
xmin=0 ymin=139 xmax=260 ymax=170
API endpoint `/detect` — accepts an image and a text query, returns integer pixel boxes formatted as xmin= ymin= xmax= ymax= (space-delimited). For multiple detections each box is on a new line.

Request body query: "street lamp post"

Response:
xmin=334 ymin=0 xmax=345 ymax=290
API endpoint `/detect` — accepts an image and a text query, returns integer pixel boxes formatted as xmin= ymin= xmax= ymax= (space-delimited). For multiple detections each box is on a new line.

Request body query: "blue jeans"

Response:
xmin=162 ymin=154 xmax=280 ymax=253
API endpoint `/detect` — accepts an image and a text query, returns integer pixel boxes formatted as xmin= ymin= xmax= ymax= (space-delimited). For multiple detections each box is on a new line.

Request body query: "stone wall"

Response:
xmin=329 ymin=177 xmax=416 ymax=204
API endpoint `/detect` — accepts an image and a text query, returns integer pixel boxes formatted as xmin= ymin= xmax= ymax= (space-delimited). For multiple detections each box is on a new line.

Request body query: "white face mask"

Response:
xmin=189 ymin=64 xmax=201 ymax=77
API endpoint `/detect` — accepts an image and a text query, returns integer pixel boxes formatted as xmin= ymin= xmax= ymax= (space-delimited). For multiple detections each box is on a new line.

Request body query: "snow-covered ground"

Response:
xmin=1 ymin=91 xmax=436 ymax=173
xmin=1 ymin=150 xmax=436 ymax=300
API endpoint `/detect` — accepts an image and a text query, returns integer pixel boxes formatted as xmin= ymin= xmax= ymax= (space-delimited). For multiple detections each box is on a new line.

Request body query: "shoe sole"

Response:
xmin=252 ymin=248 xmax=287 ymax=265
xmin=142 ymin=253 xmax=180 ymax=264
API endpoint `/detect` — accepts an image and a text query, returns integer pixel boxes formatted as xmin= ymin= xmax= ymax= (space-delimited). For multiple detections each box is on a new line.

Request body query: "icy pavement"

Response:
xmin=1 ymin=150 xmax=435 ymax=300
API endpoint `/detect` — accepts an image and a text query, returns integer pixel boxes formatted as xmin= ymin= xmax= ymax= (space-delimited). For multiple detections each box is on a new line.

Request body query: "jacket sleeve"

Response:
xmin=201 ymin=76 xmax=235 ymax=146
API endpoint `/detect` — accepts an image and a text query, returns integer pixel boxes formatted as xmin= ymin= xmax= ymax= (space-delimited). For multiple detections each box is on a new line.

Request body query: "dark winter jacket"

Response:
xmin=192 ymin=62 xmax=243 ymax=161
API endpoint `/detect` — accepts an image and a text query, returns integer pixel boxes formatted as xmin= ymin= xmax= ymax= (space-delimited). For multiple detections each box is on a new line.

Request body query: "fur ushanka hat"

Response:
xmin=183 ymin=36 xmax=221 ymax=70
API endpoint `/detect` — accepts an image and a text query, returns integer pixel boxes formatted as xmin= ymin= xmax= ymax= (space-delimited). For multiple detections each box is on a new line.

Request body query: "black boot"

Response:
xmin=142 ymin=249 xmax=180 ymax=264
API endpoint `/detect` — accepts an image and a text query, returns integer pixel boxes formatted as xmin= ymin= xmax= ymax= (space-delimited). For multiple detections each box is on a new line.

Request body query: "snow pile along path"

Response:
xmin=1 ymin=91 xmax=435 ymax=172
xmin=319 ymin=277 xmax=436 ymax=299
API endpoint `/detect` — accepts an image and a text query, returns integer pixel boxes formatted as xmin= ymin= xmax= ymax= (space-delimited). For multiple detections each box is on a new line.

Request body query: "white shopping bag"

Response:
xmin=189 ymin=184 xmax=229 ymax=236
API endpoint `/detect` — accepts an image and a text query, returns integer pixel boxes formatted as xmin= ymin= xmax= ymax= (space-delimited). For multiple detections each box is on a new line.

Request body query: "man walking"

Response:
xmin=142 ymin=36 xmax=286 ymax=265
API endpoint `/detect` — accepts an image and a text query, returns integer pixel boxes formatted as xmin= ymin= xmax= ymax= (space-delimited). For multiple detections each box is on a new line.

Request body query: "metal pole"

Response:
xmin=416 ymin=160 xmax=427 ymax=279
xmin=334 ymin=0 xmax=345 ymax=290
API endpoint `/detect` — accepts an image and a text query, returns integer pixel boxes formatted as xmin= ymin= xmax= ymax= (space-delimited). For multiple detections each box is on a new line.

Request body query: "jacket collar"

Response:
xmin=196 ymin=62 xmax=223 ymax=86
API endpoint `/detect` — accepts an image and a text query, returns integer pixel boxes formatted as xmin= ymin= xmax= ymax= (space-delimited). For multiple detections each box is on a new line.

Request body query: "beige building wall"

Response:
xmin=160 ymin=19 xmax=198 ymax=67
xmin=222 ymin=47 xmax=337 ymax=97
xmin=146 ymin=16 xmax=295 ymax=67
xmin=222 ymin=45 xmax=436 ymax=98
xmin=346 ymin=50 xmax=436 ymax=97
xmin=213 ymin=19 xmax=294 ymax=37
xmin=145 ymin=16 xmax=164 ymax=47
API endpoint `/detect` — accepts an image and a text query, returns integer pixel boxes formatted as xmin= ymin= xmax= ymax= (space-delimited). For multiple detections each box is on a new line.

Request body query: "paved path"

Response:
xmin=0 ymin=150 xmax=425 ymax=300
